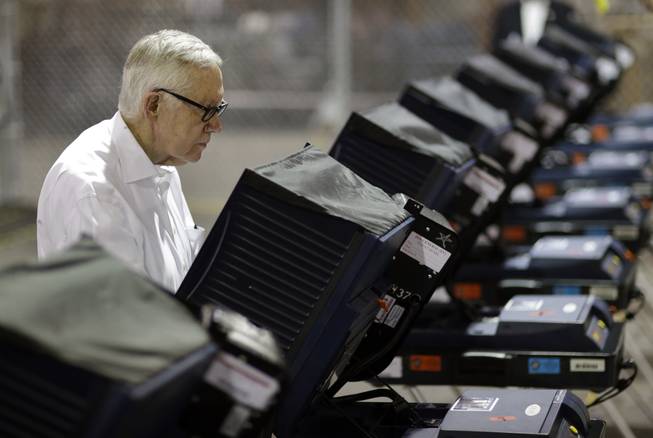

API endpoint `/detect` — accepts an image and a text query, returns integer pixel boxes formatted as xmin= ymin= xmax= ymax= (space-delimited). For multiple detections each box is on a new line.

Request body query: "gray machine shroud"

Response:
xmin=0 ymin=238 xmax=210 ymax=384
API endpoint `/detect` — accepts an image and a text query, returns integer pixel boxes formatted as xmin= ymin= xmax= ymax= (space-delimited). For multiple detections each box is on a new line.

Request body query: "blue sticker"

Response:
xmin=553 ymin=285 xmax=581 ymax=295
xmin=528 ymin=358 xmax=561 ymax=375
xmin=585 ymin=227 xmax=609 ymax=236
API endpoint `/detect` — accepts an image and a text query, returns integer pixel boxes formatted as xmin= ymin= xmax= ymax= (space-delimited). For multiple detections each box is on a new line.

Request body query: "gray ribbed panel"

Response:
xmin=336 ymin=136 xmax=432 ymax=198
xmin=198 ymin=189 xmax=352 ymax=353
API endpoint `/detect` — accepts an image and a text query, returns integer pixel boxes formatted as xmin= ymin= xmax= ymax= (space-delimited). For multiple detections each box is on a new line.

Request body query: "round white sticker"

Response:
xmin=563 ymin=303 xmax=577 ymax=314
xmin=525 ymin=404 xmax=541 ymax=417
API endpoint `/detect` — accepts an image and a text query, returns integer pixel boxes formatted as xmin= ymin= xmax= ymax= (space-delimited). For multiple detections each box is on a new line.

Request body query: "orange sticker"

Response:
xmin=623 ymin=249 xmax=636 ymax=262
xmin=409 ymin=355 xmax=442 ymax=372
xmin=534 ymin=183 xmax=557 ymax=200
xmin=377 ymin=298 xmax=390 ymax=312
xmin=453 ymin=283 xmax=482 ymax=301
xmin=502 ymin=225 xmax=527 ymax=242
xmin=571 ymin=152 xmax=587 ymax=165
xmin=529 ymin=309 xmax=554 ymax=318
xmin=490 ymin=416 xmax=517 ymax=422
xmin=591 ymin=124 xmax=610 ymax=142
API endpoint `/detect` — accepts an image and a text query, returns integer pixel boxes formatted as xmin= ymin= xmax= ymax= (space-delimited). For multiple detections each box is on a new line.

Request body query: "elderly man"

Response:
xmin=37 ymin=29 xmax=226 ymax=292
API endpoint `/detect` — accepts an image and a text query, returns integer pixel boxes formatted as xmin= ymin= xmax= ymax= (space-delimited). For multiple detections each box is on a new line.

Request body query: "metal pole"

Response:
xmin=332 ymin=0 xmax=351 ymax=121
xmin=312 ymin=0 xmax=352 ymax=129
xmin=0 ymin=0 xmax=21 ymax=204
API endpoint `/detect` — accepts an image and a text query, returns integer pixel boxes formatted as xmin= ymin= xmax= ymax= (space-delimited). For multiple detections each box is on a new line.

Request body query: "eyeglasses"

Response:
xmin=154 ymin=88 xmax=228 ymax=122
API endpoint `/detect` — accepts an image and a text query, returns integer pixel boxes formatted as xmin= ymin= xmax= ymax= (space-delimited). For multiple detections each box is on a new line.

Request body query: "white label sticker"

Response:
xmin=633 ymin=182 xmax=653 ymax=197
xmin=383 ymin=304 xmax=405 ymax=328
xmin=451 ymin=396 xmax=499 ymax=412
xmin=589 ymin=286 xmax=618 ymax=301
xmin=219 ymin=405 xmax=251 ymax=437
xmin=400 ymin=232 xmax=452 ymax=273
xmin=570 ymin=359 xmax=606 ymax=373
xmin=525 ymin=404 xmax=541 ymax=417
xmin=204 ymin=352 xmax=280 ymax=410
xmin=463 ymin=166 xmax=506 ymax=202
xmin=612 ymin=225 xmax=639 ymax=240
xmin=505 ymin=298 xmax=543 ymax=312
xmin=378 ymin=356 xmax=403 ymax=379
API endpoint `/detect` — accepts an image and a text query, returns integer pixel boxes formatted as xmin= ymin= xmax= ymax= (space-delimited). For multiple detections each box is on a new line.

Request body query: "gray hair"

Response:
xmin=118 ymin=29 xmax=222 ymax=119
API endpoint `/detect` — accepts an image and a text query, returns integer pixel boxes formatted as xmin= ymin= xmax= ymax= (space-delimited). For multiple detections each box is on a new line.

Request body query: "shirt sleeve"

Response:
xmin=64 ymin=195 xmax=145 ymax=276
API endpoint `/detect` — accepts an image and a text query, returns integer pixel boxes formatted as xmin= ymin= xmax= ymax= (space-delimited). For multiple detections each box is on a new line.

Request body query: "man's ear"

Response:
xmin=144 ymin=92 xmax=160 ymax=120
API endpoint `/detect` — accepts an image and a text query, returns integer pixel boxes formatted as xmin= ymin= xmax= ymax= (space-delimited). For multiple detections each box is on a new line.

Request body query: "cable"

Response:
xmin=587 ymin=359 xmax=638 ymax=407
xmin=319 ymin=395 xmax=379 ymax=438
xmin=625 ymin=288 xmax=645 ymax=320
xmin=330 ymin=378 xmax=429 ymax=430
xmin=329 ymin=297 xmax=423 ymax=392
xmin=373 ymin=375 xmax=428 ymax=428
xmin=332 ymin=388 xmax=399 ymax=404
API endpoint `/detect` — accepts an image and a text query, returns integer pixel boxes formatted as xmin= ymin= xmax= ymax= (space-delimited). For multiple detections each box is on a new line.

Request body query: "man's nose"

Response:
xmin=205 ymin=115 xmax=222 ymax=133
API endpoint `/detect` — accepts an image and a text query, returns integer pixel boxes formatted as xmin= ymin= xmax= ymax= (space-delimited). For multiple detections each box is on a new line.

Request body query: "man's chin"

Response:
xmin=158 ymin=150 xmax=203 ymax=166
xmin=159 ymin=157 xmax=189 ymax=166
xmin=188 ymin=152 xmax=203 ymax=163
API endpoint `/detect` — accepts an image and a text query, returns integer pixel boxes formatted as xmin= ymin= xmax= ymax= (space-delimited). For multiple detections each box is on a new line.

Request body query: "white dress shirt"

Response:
xmin=37 ymin=112 xmax=205 ymax=292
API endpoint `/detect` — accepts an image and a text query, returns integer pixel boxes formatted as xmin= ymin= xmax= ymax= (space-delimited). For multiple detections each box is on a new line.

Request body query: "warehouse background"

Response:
xmin=3 ymin=0 xmax=653 ymax=212
xmin=2 ymin=1 xmax=653 ymax=436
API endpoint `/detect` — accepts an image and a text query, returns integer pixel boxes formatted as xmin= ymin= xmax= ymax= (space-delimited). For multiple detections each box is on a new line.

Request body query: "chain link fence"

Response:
xmin=16 ymin=0 xmax=500 ymax=132
xmin=3 ymin=0 xmax=653 ymax=205
xmin=0 ymin=0 xmax=20 ymax=203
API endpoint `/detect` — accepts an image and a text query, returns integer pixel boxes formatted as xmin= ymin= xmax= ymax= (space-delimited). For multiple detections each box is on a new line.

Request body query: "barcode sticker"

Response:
xmin=383 ymin=304 xmax=405 ymax=328
xmin=613 ymin=225 xmax=638 ymax=240
xmin=589 ymin=286 xmax=618 ymax=301
xmin=570 ymin=359 xmax=606 ymax=373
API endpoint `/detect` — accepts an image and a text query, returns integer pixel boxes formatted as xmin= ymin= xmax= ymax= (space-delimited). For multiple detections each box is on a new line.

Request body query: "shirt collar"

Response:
xmin=111 ymin=112 xmax=175 ymax=184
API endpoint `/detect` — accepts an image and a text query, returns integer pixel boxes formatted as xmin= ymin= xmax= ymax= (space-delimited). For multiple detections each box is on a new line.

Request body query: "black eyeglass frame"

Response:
xmin=154 ymin=88 xmax=228 ymax=122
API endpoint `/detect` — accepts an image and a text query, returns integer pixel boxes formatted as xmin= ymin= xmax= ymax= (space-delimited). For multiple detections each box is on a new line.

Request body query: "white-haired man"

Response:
xmin=37 ymin=29 xmax=226 ymax=292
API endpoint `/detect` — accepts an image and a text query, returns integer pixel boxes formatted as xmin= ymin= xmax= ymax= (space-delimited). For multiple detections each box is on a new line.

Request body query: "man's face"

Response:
xmin=154 ymin=65 xmax=224 ymax=166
